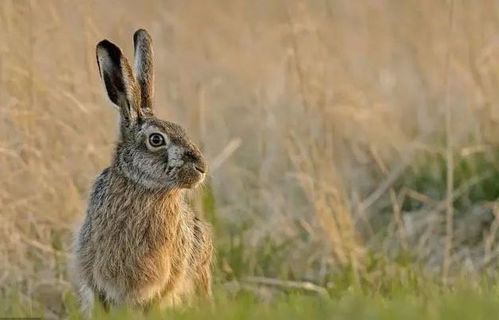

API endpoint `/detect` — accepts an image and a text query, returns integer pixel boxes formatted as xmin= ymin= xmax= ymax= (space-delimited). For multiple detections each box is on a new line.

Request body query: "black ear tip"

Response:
xmin=97 ymin=39 xmax=114 ymax=50
xmin=133 ymin=29 xmax=152 ymax=46
xmin=96 ymin=40 xmax=122 ymax=64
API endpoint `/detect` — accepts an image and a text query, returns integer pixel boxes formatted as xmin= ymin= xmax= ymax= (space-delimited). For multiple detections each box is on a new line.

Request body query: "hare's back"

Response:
xmin=73 ymin=167 xmax=111 ymax=279
xmin=87 ymin=167 xmax=111 ymax=214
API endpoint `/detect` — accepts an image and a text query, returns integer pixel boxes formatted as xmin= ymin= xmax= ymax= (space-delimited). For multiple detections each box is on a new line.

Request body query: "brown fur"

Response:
xmin=71 ymin=29 xmax=213 ymax=316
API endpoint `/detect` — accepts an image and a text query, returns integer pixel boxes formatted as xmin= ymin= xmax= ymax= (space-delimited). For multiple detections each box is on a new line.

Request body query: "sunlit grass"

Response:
xmin=3 ymin=268 xmax=499 ymax=320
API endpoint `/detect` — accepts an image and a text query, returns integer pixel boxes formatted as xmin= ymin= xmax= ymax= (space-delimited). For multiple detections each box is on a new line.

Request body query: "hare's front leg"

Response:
xmin=191 ymin=218 xmax=213 ymax=298
xmin=195 ymin=262 xmax=212 ymax=298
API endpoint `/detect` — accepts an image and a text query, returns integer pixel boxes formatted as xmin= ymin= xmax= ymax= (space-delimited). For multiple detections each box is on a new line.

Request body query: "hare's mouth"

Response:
xmin=194 ymin=164 xmax=206 ymax=174
xmin=175 ymin=163 xmax=205 ymax=189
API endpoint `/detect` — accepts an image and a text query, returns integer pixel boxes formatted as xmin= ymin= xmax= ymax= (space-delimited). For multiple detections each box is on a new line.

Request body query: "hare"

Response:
xmin=71 ymin=29 xmax=213 ymax=316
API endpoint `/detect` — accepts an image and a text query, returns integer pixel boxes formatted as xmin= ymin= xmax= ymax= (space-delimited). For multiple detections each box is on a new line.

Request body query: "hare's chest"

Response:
xmin=91 ymin=211 xmax=173 ymax=303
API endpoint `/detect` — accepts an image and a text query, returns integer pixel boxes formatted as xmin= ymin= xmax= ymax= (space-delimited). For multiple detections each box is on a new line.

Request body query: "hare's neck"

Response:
xmin=104 ymin=168 xmax=188 ymax=255
xmin=108 ymin=166 xmax=185 ymax=219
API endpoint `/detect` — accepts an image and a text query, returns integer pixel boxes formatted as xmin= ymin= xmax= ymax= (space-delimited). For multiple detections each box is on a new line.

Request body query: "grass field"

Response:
xmin=4 ymin=269 xmax=499 ymax=319
xmin=3 ymin=0 xmax=499 ymax=318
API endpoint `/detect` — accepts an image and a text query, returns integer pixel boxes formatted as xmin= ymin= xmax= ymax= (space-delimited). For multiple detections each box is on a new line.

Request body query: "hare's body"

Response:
xmin=71 ymin=30 xmax=212 ymax=315
xmin=75 ymin=168 xmax=212 ymax=308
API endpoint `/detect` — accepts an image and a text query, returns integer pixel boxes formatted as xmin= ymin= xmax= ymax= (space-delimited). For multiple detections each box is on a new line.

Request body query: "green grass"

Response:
xmin=3 ymin=273 xmax=499 ymax=320
xmin=396 ymin=148 xmax=499 ymax=212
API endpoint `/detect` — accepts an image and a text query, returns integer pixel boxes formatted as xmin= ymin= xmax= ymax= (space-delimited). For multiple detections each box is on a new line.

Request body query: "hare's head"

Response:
xmin=96 ymin=29 xmax=207 ymax=190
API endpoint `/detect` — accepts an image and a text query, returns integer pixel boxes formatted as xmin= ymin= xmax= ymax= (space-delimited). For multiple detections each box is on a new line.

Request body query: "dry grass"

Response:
xmin=3 ymin=0 xmax=499 ymax=317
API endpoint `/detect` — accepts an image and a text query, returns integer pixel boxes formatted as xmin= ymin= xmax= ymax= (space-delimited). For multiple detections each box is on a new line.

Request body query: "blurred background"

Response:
xmin=3 ymin=0 xmax=499 ymax=316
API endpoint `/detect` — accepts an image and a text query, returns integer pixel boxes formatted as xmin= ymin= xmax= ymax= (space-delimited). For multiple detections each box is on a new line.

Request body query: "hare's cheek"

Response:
xmin=167 ymin=146 xmax=185 ymax=168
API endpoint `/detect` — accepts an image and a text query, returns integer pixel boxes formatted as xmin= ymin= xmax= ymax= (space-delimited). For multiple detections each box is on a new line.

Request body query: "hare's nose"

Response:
xmin=183 ymin=149 xmax=200 ymax=162
xmin=183 ymin=150 xmax=207 ymax=173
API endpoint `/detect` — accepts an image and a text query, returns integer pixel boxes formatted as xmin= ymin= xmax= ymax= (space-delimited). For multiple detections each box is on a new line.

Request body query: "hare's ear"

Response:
xmin=96 ymin=40 xmax=142 ymax=126
xmin=133 ymin=29 xmax=154 ymax=116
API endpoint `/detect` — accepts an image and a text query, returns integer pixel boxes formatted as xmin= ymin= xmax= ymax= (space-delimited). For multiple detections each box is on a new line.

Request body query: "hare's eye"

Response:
xmin=149 ymin=133 xmax=165 ymax=147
